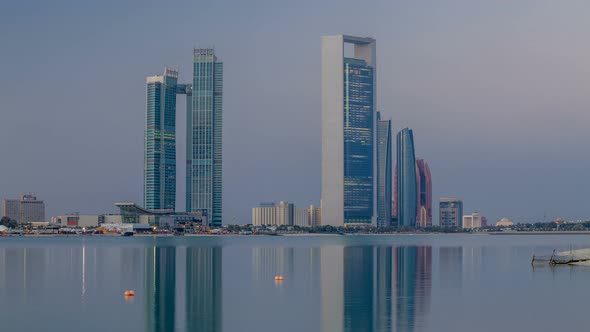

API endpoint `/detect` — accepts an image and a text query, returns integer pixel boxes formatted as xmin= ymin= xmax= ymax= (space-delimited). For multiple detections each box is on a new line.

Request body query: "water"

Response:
xmin=1 ymin=235 xmax=589 ymax=332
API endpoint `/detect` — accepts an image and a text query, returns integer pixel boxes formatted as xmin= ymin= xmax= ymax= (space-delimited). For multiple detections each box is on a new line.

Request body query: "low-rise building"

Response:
xmin=463 ymin=212 xmax=483 ymax=229
xmin=496 ymin=218 xmax=514 ymax=227
xmin=252 ymin=201 xmax=320 ymax=227
xmin=439 ymin=198 xmax=463 ymax=227
xmin=52 ymin=214 xmax=100 ymax=228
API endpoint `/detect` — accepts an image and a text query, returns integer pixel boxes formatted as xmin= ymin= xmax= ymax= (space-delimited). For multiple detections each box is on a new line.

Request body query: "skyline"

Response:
xmin=2 ymin=0 xmax=590 ymax=224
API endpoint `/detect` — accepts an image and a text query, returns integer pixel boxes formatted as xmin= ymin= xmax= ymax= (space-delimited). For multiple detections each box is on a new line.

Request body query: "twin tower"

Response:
xmin=144 ymin=49 xmax=223 ymax=227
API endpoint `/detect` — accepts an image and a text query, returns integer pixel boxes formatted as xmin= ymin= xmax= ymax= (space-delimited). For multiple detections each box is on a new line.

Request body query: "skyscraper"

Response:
xmin=144 ymin=68 xmax=179 ymax=211
xmin=416 ymin=159 xmax=432 ymax=228
xmin=321 ymin=35 xmax=376 ymax=226
xmin=186 ymin=49 xmax=223 ymax=227
xmin=396 ymin=128 xmax=417 ymax=227
xmin=376 ymin=112 xmax=392 ymax=228
xmin=439 ymin=198 xmax=463 ymax=227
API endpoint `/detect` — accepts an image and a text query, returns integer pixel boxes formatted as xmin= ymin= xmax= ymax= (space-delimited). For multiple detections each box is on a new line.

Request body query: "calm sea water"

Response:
xmin=0 ymin=235 xmax=589 ymax=332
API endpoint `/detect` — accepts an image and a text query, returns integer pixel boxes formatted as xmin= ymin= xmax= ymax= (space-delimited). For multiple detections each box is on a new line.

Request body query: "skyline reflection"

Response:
xmin=0 ymin=241 xmax=442 ymax=332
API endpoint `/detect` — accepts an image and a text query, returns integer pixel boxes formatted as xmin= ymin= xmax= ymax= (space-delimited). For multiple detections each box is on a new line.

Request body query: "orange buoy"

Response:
xmin=274 ymin=276 xmax=284 ymax=281
xmin=124 ymin=290 xmax=135 ymax=297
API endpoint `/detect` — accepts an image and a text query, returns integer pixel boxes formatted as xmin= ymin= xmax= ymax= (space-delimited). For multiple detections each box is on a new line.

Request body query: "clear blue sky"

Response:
xmin=1 ymin=0 xmax=590 ymax=224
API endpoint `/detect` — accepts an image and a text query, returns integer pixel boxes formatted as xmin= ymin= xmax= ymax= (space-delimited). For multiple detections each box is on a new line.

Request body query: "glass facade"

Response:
xmin=439 ymin=199 xmax=463 ymax=227
xmin=376 ymin=113 xmax=392 ymax=228
xmin=416 ymin=159 xmax=432 ymax=228
xmin=186 ymin=49 xmax=223 ymax=227
xmin=144 ymin=69 xmax=178 ymax=211
xmin=343 ymin=58 xmax=374 ymax=224
xmin=396 ymin=128 xmax=417 ymax=227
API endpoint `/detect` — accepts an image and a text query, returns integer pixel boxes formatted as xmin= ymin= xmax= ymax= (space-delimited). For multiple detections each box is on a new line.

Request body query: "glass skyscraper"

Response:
xmin=416 ymin=159 xmax=432 ymax=228
xmin=321 ymin=35 xmax=376 ymax=226
xmin=376 ymin=112 xmax=392 ymax=228
xmin=186 ymin=49 xmax=223 ymax=227
xmin=144 ymin=68 xmax=178 ymax=211
xmin=396 ymin=128 xmax=417 ymax=227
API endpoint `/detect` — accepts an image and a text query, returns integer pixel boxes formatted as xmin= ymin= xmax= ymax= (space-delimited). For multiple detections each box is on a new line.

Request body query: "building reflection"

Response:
xmin=439 ymin=247 xmax=463 ymax=289
xmin=144 ymin=246 xmax=176 ymax=332
xmin=252 ymin=247 xmax=295 ymax=280
xmin=394 ymin=246 xmax=432 ymax=332
xmin=186 ymin=247 xmax=222 ymax=332
xmin=344 ymin=246 xmax=374 ymax=331
xmin=325 ymin=245 xmax=432 ymax=332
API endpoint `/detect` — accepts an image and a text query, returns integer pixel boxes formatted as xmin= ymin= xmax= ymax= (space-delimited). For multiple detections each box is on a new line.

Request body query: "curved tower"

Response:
xmin=396 ymin=128 xmax=417 ymax=227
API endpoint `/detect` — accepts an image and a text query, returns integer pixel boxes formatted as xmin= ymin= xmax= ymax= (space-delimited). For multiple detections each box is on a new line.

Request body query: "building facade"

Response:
xmin=376 ymin=112 xmax=392 ymax=228
xmin=416 ymin=159 xmax=432 ymax=228
xmin=463 ymin=212 xmax=482 ymax=229
xmin=186 ymin=49 xmax=223 ymax=228
xmin=439 ymin=198 xmax=463 ymax=227
xmin=321 ymin=35 xmax=376 ymax=226
xmin=308 ymin=205 xmax=322 ymax=226
xmin=2 ymin=194 xmax=45 ymax=224
xmin=144 ymin=68 xmax=179 ymax=211
xmin=251 ymin=202 xmax=318 ymax=227
xmin=396 ymin=128 xmax=417 ymax=227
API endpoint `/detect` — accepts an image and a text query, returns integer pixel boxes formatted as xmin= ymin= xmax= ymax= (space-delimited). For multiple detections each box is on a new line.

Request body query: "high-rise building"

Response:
xmin=144 ymin=68 xmax=179 ymax=211
xmin=2 ymin=194 xmax=45 ymax=224
xmin=416 ymin=159 xmax=432 ymax=228
xmin=321 ymin=35 xmax=376 ymax=226
xmin=308 ymin=205 xmax=322 ymax=226
xmin=439 ymin=198 xmax=463 ymax=227
xmin=376 ymin=112 xmax=392 ymax=228
xmin=396 ymin=128 xmax=417 ymax=227
xmin=186 ymin=49 xmax=223 ymax=227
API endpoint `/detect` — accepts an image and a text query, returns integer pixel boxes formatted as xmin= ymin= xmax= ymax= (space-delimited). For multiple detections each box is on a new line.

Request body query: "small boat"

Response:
xmin=124 ymin=290 xmax=135 ymax=297
xmin=274 ymin=276 xmax=284 ymax=281
xmin=122 ymin=231 xmax=134 ymax=237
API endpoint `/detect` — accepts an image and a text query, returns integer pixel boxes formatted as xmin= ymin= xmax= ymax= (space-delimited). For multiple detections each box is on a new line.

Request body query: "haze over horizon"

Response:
xmin=1 ymin=0 xmax=590 ymax=224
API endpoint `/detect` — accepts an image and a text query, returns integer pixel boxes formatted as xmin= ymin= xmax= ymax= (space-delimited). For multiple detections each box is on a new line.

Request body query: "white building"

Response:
xmin=52 ymin=214 xmax=100 ymax=228
xmin=463 ymin=212 xmax=483 ymax=229
xmin=252 ymin=201 xmax=319 ymax=227
xmin=2 ymin=194 xmax=45 ymax=224
xmin=496 ymin=218 xmax=514 ymax=227
xmin=294 ymin=208 xmax=310 ymax=227
xmin=308 ymin=205 xmax=322 ymax=226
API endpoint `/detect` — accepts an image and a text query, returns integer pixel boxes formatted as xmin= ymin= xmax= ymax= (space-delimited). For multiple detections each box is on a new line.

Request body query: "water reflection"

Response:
xmin=186 ymin=247 xmax=222 ymax=332
xmin=145 ymin=247 xmax=176 ymax=332
xmin=0 ymin=242 xmax=437 ymax=332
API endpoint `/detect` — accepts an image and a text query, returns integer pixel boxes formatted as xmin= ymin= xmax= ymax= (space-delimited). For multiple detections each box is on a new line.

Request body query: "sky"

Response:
xmin=1 ymin=0 xmax=590 ymax=224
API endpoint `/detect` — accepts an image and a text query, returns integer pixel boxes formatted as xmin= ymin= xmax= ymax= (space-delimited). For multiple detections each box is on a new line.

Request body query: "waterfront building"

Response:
xmin=308 ymin=205 xmax=322 ymax=226
xmin=496 ymin=218 xmax=514 ymax=227
xmin=321 ymin=35 xmax=376 ymax=226
xmin=462 ymin=212 xmax=482 ymax=229
xmin=481 ymin=216 xmax=488 ymax=227
xmin=393 ymin=166 xmax=398 ymax=218
xmin=2 ymin=194 xmax=45 ymax=224
xmin=294 ymin=208 xmax=309 ymax=227
xmin=439 ymin=198 xmax=463 ymax=227
xmin=376 ymin=112 xmax=392 ymax=228
xmin=416 ymin=159 xmax=432 ymax=228
xmin=52 ymin=214 xmax=99 ymax=228
xmin=396 ymin=128 xmax=417 ymax=227
xmin=144 ymin=68 xmax=179 ymax=211
xmin=186 ymin=49 xmax=223 ymax=228
xmin=1 ymin=198 xmax=18 ymax=221
xmin=252 ymin=201 xmax=294 ymax=226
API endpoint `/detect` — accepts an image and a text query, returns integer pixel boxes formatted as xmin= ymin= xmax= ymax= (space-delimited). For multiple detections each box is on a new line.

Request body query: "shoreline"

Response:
xmin=3 ymin=231 xmax=590 ymax=238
